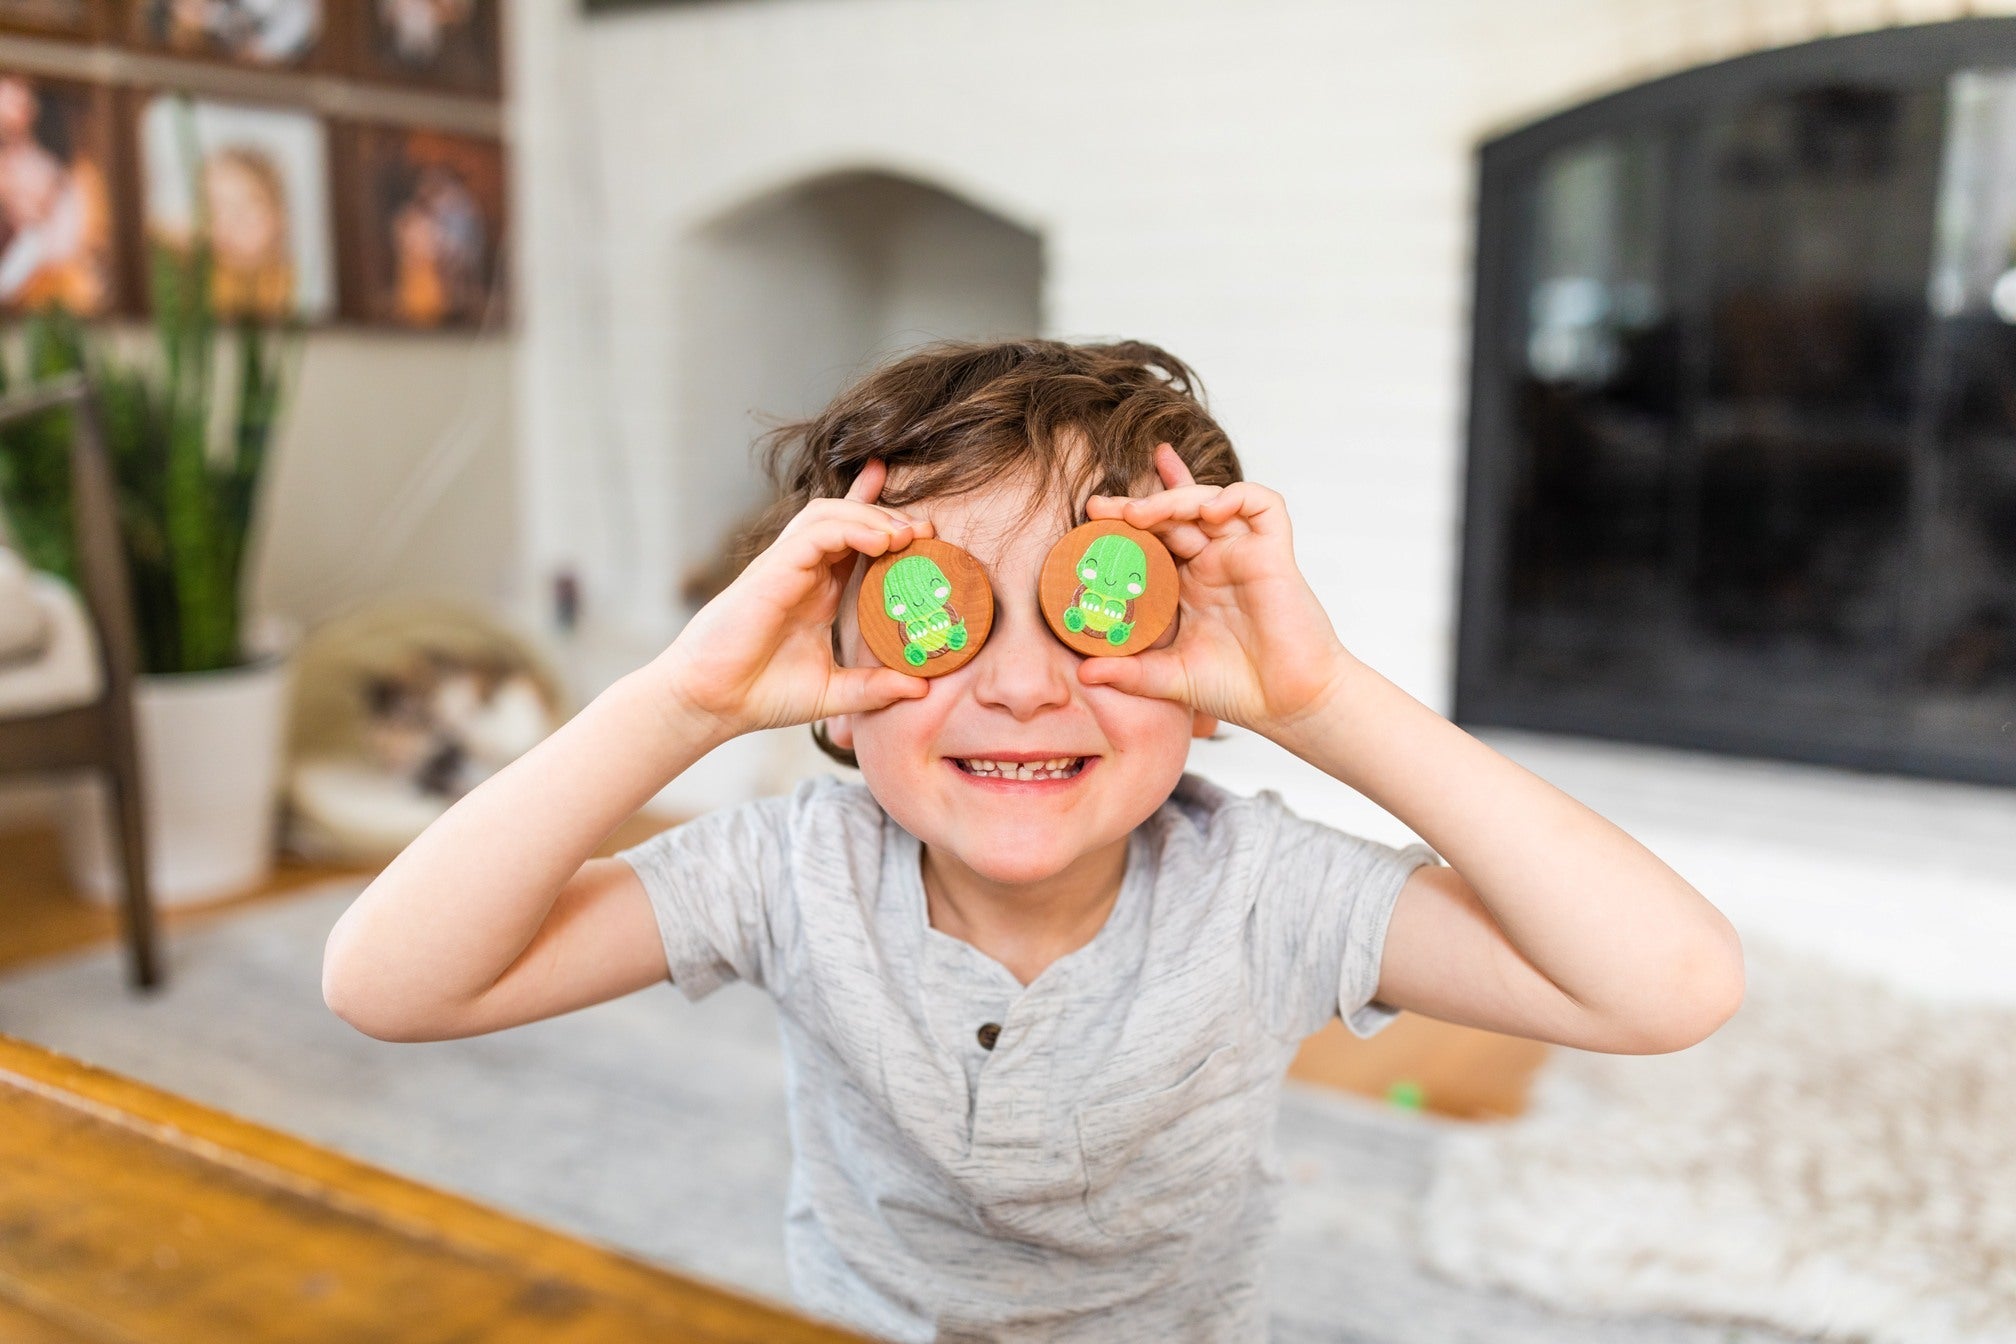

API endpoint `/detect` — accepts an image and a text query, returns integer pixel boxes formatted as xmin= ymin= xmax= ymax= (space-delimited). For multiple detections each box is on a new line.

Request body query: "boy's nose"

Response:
xmin=968 ymin=601 xmax=1076 ymax=719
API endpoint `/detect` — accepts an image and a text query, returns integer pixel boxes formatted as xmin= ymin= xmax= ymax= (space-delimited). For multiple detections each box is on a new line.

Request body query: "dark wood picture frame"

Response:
xmin=348 ymin=0 xmax=503 ymax=100
xmin=121 ymin=86 xmax=340 ymax=325
xmin=118 ymin=0 xmax=339 ymax=74
xmin=332 ymin=118 xmax=507 ymax=330
xmin=0 ymin=0 xmax=107 ymax=39
xmin=0 ymin=70 xmax=125 ymax=318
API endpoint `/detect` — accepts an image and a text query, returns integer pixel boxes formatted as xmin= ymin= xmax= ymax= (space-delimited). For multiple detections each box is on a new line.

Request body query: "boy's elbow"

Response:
xmin=1698 ymin=920 xmax=1748 ymax=1036
xmin=321 ymin=927 xmax=430 ymax=1043
xmin=321 ymin=936 xmax=387 ymax=1039
xmin=1629 ymin=926 xmax=1747 ymax=1055
xmin=322 ymin=979 xmax=440 ymax=1043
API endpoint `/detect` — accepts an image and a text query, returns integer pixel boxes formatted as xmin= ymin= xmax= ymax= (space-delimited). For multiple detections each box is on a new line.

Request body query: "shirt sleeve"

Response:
xmin=612 ymin=791 xmax=795 ymax=1002
xmin=1247 ymin=794 xmax=1443 ymax=1042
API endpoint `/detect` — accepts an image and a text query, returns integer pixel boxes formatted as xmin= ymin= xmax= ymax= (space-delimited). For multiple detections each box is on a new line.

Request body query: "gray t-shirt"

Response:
xmin=616 ymin=771 xmax=1441 ymax=1343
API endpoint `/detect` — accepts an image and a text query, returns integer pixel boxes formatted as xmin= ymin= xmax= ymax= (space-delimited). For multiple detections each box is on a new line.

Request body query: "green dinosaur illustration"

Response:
xmin=1062 ymin=532 xmax=1145 ymax=646
xmin=882 ymin=554 xmax=969 ymax=666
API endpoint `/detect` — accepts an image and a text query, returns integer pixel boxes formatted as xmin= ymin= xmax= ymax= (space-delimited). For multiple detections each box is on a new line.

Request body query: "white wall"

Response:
xmin=511 ymin=0 xmax=2016 ymax=998
xmin=252 ymin=332 xmax=518 ymax=624
xmin=676 ymin=171 xmax=1041 ymax=592
xmin=526 ymin=0 xmax=2016 ymax=698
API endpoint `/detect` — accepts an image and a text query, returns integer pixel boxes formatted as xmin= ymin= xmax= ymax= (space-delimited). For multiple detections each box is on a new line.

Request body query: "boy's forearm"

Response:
xmin=1273 ymin=653 xmax=1742 ymax=1024
xmin=322 ymin=657 xmax=728 ymax=1020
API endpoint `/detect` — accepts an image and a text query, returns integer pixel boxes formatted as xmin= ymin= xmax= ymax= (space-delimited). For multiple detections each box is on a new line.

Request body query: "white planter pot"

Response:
xmin=60 ymin=617 xmax=298 ymax=909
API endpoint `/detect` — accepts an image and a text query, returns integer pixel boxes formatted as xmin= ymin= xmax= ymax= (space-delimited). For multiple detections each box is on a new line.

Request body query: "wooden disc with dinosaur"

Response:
xmin=1039 ymin=519 xmax=1179 ymax=657
xmin=857 ymin=537 xmax=994 ymax=677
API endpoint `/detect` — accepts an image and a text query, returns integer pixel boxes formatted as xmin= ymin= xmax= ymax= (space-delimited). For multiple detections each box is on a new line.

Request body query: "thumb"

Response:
xmin=822 ymin=665 xmax=928 ymax=718
xmin=1077 ymin=650 xmax=1188 ymax=703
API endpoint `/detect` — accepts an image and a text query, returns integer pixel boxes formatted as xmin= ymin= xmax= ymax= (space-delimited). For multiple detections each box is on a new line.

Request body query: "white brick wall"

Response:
xmin=510 ymin=0 xmax=2016 ymax=998
xmin=519 ymin=0 xmax=2015 ymax=686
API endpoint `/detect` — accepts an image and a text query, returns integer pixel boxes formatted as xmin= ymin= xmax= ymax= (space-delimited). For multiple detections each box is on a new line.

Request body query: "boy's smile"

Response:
xmin=824 ymin=468 xmax=1214 ymax=917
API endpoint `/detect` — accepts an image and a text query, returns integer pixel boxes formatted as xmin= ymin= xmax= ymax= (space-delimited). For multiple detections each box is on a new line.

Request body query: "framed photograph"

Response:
xmin=132 ymin=92 xmax=336 ymax=321
xmin=350 ymin=0 xmax=502 ymax=99
xmin=0 ymin=0 xmax=106 ymax=39
xmin=339 ymin=123 xmax=505 ymax=328
xmin=0 ymin=73 xmax=121 ymax=318
xmin=123 ymin=0 xmax=331 ymax=71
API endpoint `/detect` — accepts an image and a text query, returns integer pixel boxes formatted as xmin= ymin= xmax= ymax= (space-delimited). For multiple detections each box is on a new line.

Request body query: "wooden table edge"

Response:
xmin=0 ymin=1031 xmax=868 ymax=1342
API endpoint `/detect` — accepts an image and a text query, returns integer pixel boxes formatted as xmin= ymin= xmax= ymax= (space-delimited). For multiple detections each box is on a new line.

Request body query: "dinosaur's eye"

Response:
xmin=890 ymin=601 xmax=906 ymax=615
xmin=1081 ymin=565 xmax=1097 ymax=581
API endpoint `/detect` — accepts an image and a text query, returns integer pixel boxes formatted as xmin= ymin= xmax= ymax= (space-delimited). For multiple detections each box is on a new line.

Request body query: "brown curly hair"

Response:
xmin=733 ymin=337 xmax=1244 ymax=767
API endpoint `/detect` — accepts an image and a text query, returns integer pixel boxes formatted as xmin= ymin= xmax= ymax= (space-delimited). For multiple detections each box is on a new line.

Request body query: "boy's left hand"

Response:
xmin=1080 ymin=443 xmax=1355 ymax=737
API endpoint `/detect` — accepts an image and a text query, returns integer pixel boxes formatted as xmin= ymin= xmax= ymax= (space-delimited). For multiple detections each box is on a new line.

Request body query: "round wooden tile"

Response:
xmin=1039 ymin=520 xmax=1178 ymax=657
xmin=856 ymin=537 xmax=993 ymax=678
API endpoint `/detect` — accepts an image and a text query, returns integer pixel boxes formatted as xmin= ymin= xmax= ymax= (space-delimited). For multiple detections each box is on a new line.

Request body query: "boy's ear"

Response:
xmin=824 ymin=713 xmax=855 ymax=751
xmin=1191 ymin=709 xmax=1218 ymax=739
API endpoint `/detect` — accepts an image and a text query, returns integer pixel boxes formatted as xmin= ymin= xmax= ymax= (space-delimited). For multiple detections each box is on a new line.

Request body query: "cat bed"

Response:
xmin=282 ymin=596 xmax=568 ymax=864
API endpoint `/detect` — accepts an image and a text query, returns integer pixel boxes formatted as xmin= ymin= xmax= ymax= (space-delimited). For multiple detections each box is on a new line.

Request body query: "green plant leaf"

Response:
xmin=0 ymin=98 xmax=291 ymax=675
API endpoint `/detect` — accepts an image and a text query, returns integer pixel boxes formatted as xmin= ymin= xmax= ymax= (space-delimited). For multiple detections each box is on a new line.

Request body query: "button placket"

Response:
xmin=969 ymin=985 xmax=1062 ymax=1150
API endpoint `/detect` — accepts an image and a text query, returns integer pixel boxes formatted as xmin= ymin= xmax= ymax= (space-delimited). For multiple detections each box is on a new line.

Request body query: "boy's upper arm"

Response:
xmin=444 ymin=858 xmax=670 ymax=1039
xmin=1372 ymin=863 xmax=1678 ymax=1054
xmin=1248 ymin=806 xmax=1439 ymax=1041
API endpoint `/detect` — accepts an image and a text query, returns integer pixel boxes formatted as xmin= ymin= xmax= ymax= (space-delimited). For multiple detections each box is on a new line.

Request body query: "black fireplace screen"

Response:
xmin=1458 ymin=20 xmax=2016 ymax=787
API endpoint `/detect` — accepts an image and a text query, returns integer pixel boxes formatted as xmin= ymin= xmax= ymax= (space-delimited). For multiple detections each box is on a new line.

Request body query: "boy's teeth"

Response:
xmin=958 ymin=756 xmax=1082 ymax=779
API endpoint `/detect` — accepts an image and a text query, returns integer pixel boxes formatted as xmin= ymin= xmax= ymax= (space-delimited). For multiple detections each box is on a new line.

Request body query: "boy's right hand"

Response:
xmin=651 ymin=458 xmax=932 ymax=742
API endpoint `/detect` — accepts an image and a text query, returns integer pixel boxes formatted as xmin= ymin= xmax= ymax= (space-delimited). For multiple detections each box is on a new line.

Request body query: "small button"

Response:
xmin=976 ymin=1023 xmax=1001 ymax=1051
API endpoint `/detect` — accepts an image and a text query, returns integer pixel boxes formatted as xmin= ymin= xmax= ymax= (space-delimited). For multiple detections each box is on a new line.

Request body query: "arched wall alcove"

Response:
xmin=673 ymin=169 xmax=1044 ymax=604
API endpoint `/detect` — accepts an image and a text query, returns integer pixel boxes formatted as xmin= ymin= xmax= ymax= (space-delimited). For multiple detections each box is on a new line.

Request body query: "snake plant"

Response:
xmin=0 ymin=235 xmax=298 ymax=675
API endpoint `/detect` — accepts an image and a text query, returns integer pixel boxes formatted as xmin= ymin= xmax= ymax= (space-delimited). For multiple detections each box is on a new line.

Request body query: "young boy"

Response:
xmin=322 ymin=338 xmax=1746 ymax=1343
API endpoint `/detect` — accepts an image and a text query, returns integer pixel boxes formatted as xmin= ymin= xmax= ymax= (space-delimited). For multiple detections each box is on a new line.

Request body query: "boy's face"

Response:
xmin=825 ymin=465 xmax=1214 ymax=890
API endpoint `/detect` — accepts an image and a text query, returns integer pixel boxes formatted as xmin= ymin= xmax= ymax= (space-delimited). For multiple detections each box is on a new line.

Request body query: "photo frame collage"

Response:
xmin=0 ymin=0 xmax=507 ymax=330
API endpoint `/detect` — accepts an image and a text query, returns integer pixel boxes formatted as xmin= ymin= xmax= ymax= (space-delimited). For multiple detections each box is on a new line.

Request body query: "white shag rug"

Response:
xmin=1418 ymin=933 xmax=2016 ymax=1344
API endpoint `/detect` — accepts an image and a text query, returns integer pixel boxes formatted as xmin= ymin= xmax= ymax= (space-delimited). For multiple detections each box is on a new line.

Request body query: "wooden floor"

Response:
xmin=0 ymin=815 xmax=1548 ymax=1121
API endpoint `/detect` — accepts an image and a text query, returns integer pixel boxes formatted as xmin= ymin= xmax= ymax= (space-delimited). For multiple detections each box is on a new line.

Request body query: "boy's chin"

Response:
xmin=935 ymin=828 xmax=1110 ymax=888
xmin=958 ymin=850 xmax=1080 ymax=887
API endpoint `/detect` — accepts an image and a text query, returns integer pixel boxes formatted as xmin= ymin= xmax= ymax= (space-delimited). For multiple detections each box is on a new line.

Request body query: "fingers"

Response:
xmin=1075 ymin=648 xmax=1189 ymax=703
xmin=1197 ymin=482 xmax=1289 ymax=537
xmin=1083 ymin=443 xmax=1189 ymax=526
xmin=776 ymin=496 xmax=934 ymax=573
xmin=1103 ymin=483 xmax=1226 ymax=525
xmin=841 ymin=457 xmax=933 ymax=531
xmin=1084 ymin=484 xmax=1225 ymax=562
xmin=823 ymin=664 xmax=929 ymax=717
xmin=1081 ymin=494 xmax=1209 ymax=560
xmin=1091 ymin=480 xmax=1289 ymax=542
xmin=844 ymin=458 xmax=886 ymax=504
xmin=1084 ymin=486 xmax=1210 ymax=559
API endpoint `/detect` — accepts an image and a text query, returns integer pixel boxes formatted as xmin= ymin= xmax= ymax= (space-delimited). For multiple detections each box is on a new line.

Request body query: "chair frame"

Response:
xmin=0 ymin=374 xmax=159 ymax=990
